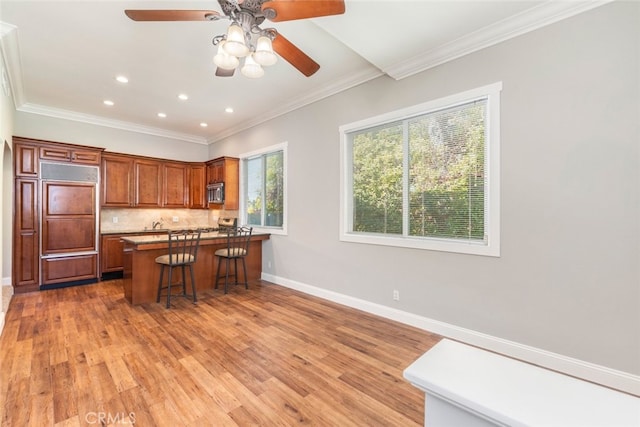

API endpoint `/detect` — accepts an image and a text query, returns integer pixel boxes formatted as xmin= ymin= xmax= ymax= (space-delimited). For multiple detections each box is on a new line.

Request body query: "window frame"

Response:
xmin=339 ymin=82 xmax=501 ymax=257
xmin=239 ymin=142 xmax=288 ymax=236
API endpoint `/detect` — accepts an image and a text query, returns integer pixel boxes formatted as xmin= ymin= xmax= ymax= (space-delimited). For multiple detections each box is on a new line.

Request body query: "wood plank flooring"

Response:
xmin=0 ymin=279 xmax=441 ymax=426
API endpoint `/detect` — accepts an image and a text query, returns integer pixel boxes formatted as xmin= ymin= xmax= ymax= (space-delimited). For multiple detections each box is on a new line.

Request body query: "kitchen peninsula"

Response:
xmin=121 ymin=230 xmax=270 ymax=305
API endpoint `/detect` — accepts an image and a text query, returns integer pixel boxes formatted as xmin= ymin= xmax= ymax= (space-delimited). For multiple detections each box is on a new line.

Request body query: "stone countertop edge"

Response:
xmin=120 ymin=231 xmax=270 ymax=245
xmin=100 ymin=226 xmax=211 ymax=235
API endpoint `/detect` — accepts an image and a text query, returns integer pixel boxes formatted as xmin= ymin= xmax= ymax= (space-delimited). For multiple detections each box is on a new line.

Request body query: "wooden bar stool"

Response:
xmin=214 ymin=226 xmax=252 ymax=294
xmin=156 ymin=229 xmax=202 ymax=308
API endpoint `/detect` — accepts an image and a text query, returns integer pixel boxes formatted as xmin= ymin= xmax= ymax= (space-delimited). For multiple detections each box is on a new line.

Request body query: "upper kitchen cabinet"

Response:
xmin=14 ymin=140 xmax=39 ymax=177
xmin=102 ymin=153 xmax=199 ymax=208
xmin=39 ymin=145 xmax=101 ymax=165
xmin=163 ymin=162 xmax=189 ymax=208
xmin=14 ymin=136 xmax=103 ymax=176
xmin=189 ymin=163 xmax=207 ymax=209
xmin=101 ymin=153 xmax=134 ymax=207
xmin=134 ymin=158 xmax=163 ymax=208
xmin=207 ymin=159 xmax=224 ymax=184
xmin=206 ymin=157 xmax=239 ymax=210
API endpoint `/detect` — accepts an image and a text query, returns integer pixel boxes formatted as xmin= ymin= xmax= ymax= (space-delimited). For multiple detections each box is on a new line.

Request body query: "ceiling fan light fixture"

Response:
xmin=213 ymin=41 xmax=240 ymax=69
xmin=241 ymin=54 xmax=264 ymax=79
xmin=223 ymin=23 xmax=249 ymax=57
xmin=254 ymin=36 xmax=278 ymax=67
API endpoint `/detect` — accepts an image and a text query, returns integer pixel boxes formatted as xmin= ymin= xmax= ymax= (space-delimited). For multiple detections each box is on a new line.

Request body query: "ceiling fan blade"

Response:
xmin=262 ymin=1 xmax=345 ymax=22
xmin=216 ymin=67 xmax=235 ymax=77
xmin=272 ymin=33 xmax=320 ymax=77
xmin=124 ymin=10 xmax=221 ymax=21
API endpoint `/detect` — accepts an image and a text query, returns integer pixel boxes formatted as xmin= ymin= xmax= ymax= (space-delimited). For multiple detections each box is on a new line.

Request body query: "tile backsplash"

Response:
xmin=100 ymin=208 xmax=237 ymax=232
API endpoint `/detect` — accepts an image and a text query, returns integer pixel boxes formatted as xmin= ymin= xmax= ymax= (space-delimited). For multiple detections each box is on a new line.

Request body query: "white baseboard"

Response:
xmin=261 ymin=272 xmax=640 ymax=396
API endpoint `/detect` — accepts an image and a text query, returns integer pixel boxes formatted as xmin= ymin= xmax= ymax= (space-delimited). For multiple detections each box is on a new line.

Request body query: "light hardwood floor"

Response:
xmin=1 ymin=279 xmax=440 ymax=426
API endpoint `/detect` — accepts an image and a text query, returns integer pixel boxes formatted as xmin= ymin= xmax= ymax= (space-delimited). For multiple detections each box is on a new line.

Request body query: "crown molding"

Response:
xmin=385 ymin=0 xmax=614 ymax=80
xmin=17 ymin=103 xmax=208 ymax=145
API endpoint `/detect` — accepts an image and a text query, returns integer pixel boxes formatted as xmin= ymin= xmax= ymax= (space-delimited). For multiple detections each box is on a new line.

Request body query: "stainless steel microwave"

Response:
xmin=207 ymin=182 xmax=224 ymax=204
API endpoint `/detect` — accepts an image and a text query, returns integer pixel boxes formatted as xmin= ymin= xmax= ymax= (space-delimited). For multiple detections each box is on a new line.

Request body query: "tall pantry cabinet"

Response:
xmin=12 ymin=137 xmax=103 ymax=293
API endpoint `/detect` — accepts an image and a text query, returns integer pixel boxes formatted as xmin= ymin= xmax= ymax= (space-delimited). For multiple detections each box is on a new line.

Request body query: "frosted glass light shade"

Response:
xmin=223 ymin=24 xmax=249 ymax=57
xmin=253 ymin=36 xmax=278 ymax=66
xmin=213 ymin=41 xmax=239 ymax=69
xmin=241 ymin=54 xmax=264 ymax=78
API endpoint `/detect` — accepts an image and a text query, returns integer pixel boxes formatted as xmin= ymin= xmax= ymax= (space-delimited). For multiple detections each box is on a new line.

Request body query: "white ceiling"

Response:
xmin=0 ymin=1 xmax=608 ymax=145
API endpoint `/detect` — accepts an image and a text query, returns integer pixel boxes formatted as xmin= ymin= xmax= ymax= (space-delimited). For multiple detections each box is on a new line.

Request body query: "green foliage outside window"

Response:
xmin=351 ymin=100 xmax=486 ymax=241
xmin=246 ymin=150 xmax=284 ymax=228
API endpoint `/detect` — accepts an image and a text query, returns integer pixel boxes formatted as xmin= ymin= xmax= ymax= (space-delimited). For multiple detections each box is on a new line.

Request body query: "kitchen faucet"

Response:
xmin=152 ymin=220 xmax=163 ymax=230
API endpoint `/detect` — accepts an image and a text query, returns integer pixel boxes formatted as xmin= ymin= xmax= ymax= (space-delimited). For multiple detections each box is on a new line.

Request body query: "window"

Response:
xmin=241 ymin=143 xmax=287 ymax=234
xmin=340 ymin=83 xmax=501 ymax=256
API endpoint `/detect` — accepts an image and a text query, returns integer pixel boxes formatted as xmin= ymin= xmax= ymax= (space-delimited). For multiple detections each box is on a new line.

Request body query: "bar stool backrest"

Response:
xmin=222 ymin=226 xmax=252 ymax=258
xmin=166 ymin=229 xmax=202 ymax=265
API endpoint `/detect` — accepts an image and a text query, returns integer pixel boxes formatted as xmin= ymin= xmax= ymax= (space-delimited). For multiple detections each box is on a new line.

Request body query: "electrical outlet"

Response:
xmin=172 ymin=216 xmax=179 ymax=222
xmin=393 ymin=290 xmax=400 ymax=301
xmin=112 ymin=216 xmax=118 ymax=223
xmin=268 ymin=261 xmax=272 ymax=269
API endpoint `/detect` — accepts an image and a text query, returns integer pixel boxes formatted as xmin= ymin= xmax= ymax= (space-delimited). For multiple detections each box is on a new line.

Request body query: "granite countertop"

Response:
xmin=101 ymin=226 xmax=211 ymax=235
xmin=121 ymin=230 xmax=270 ymax=246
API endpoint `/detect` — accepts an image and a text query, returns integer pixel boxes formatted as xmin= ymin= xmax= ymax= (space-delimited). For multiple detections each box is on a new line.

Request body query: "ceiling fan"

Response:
xmin=125 ymin=0 xmax=346 ymax=78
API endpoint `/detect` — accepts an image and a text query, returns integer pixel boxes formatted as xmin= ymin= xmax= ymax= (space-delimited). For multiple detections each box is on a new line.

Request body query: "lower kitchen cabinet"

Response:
xmin=41 ymin=254 xmax=98 ymax=287
xmin=101 ymin=234 xmax=126 ymax=278
xmin=100 ymin=232 xmax=166 ymax=279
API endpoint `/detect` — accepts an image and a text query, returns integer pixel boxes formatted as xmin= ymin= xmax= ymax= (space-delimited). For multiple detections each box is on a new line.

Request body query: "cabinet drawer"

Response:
xmin=39 ymin=147 xmax=101 ymax=165
xmin=72 ymin=150 xmax=101 ymax=165
xmin=41 ymin=254 xmax=98 ymax=285
xmin=40 ymin=146 xmax=71 ymax=162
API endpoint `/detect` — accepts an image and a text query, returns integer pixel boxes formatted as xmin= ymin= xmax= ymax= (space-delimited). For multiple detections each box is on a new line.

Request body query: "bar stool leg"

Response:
xmin=189 ymin=264 xmax=197 ymax=303
xmin=157 ymin=265 xmax=165 ymax=303
xmin=181 ymin=265 xmax=187 ymax=297
xmin=224 ymin=257 xmax=231 ymax=294
xmin=242 ymin=258 xmax=248 ymax=289
xmin=166 ymin=267 xmax=173 ymax=308
xmin=215 ymin=258 xmax=222 ymax=290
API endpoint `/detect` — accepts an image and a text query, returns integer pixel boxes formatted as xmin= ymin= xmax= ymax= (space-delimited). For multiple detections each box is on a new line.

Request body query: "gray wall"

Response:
xmin=210 ymin=2 xmax=640 ymax=375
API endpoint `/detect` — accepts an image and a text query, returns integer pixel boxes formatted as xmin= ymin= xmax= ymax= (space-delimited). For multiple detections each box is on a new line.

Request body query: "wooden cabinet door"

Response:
xmin=71 ymin=149 xmax=101 ymax=165
xmin=39 ymin=146 xmax=101 ymax=165
xmin=189 ymin=164 xmax=206 ymax=209
xmin=41 ymin=182 xmax=96 ymax=255
xmin=39 ymin=146 xmax=71 ymax=162
xmin=13 ymin=178 xmax=39 ymax=291
xmin=134 ymin=159 xmax=162 ymax=207
xmin=41 ymin=254 xmax=97 ymax=285
xmin=102 ymin=154 xmax=133 ymax=207
xmin=163 ymin=162 xmax=189 ymax=208
xmin=207 ymin=160 xmax=224 ymax=184
xmin=222 ymin=157 xmax=239 ymax=210
xmin=101 ymin=234 xmax=125 ymax=273
xmin=14 ymin=143 xmax=39 ymax=177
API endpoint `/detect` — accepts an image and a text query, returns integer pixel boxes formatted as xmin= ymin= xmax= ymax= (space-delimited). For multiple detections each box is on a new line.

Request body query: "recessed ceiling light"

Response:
xmin=200 ymin=122 xmax=208 ymax=127
xmin=116 ymin=75 xmax=129 ymax=83
xmin=178 ymin=93 xmax=189 ymax=101
xmin=225 ymin=107 xmax=233 ymax=113
xmin=157 ymin=112 xmax=167 ymax=118
xmin=103 ymin=100 xmax=114 ymax=106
